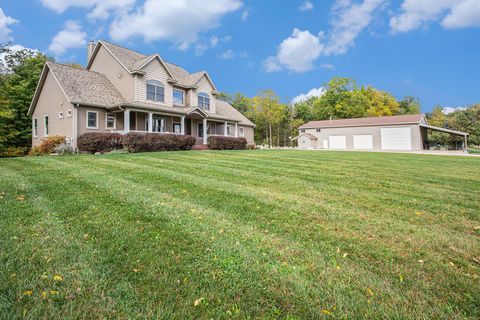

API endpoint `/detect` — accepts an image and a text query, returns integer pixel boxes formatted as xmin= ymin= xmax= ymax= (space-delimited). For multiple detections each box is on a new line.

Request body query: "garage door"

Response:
xmin=381 ymin=127 xmax=412 ymax=150
xmin=353 ymin=135 xmax=373 ymax=150
xmin=328 ymin=136 xmax=346 ymax=149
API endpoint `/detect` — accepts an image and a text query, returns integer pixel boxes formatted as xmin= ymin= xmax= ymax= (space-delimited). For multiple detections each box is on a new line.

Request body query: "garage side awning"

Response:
xmin=419 ymin=124 xmax=468 ymax=137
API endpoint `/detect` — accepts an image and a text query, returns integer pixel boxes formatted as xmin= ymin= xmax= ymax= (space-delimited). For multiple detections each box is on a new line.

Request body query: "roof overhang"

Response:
xmin=420 ymin=123 xmax=468 ymax=136
xmin=186 ymin=107 xmax=209 ymax=118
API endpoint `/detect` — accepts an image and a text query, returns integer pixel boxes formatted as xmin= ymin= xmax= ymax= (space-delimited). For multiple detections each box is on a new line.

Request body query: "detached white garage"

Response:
xmin=295 ymin=114 xmax=469 ymax=151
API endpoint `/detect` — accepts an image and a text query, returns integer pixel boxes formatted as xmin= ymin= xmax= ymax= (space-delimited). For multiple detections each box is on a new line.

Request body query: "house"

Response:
xmin=293 ymin=114 xmax=468 ymax=151
xmin=28 ymin=40 xmax=255 ymax=148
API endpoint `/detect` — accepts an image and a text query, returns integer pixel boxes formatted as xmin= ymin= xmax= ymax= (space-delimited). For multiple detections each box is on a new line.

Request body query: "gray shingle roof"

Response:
xmin=47 ymin=62 xmax=125 ymax=107
xmin=299 ymin=114 xmax=425 ymax=129
xmin=211 ymin=100 xmax=255 ymax=126
xmin=101 ymin=40 xmax=146 ymax=71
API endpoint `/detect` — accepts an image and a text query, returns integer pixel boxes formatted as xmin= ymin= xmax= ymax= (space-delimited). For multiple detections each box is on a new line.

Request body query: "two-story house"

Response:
xmin=28 ymin=40 xmax=255 ymax=148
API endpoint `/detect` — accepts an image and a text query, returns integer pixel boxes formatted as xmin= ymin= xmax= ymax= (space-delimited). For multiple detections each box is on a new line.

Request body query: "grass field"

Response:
xmin=1 ymin=150 xmax=479 ymax=319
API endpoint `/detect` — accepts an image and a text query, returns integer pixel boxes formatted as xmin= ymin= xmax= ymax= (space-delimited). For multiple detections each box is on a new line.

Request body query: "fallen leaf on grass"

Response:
xmin=23 ymin=290 xmax=33 ymax=296
xmin=321 ymin=309 xmax=332 ymax=315
xmin=194 ymin=297 xmax=204 ymax=307
xmin=50 ymin=290 xmax=59 ymax=295
xmin=16 ymin=195 xmax=25 ymax=202
xmin=366 ymin=288 xmax=374 ymax=297
xmin=41 ymin=291 xmax=47 ymax=299
xmin=415 ymin=211 xmax=425 ymax=215
xmin=342 ymin=253 xmax=348 ymax=258
xmin=418 ymin=260 xmax=424 ymax=264
xmin=399 ymin=275 xmax=404 ymax=282
xmin=133 ymin=268 xmax=140 ymax=273
xmin=53 ymin=275 xmax=63 ymax=281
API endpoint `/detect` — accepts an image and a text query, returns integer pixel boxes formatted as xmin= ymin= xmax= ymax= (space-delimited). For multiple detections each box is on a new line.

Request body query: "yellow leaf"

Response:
xmin=16 ymin=195 xmax=25 ymax=201
xmin=194 ymin=297 xmax=203 ymax=307
xmin=41 ymin=291 xmax=47 ymax=299
xmin=399 ymin=275 xmax=404 ymax=282
xmin=50 ymin=290 xmax=59 ymax=295
xmin=343 ymin=253 xmax=348 ymax=258
xmin=53 ymin=275 xmax=63 ymax=281
xmin=23 ymin=290 xmax=33 ymax=296
xmin=133 ymin=268 xmax=140 ymax=273
xmin=449 ymin=261 xmax=455 ymax=267
xmin=415 ymin=211 xmax=425 ymax=215
xmin=366 ymin=288 xmax=374 ymax=296
xmin=321 ymin=309 xmax=332 ymax=315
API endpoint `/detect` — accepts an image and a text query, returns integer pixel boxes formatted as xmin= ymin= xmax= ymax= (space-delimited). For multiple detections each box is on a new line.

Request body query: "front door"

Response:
xmin=198 ymin=123 xmax=204 ymax=138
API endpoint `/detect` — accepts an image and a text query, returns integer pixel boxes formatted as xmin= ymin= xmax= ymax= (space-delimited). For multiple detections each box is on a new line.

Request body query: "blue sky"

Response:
xmin=1 ymin=0 xmax=479 ymax=112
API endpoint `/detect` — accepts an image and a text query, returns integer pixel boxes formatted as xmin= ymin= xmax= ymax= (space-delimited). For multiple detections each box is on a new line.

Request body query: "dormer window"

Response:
xmin=198 ymin=92 xmax=210 ymax=111
xmin=146 ymin=80 xmax=164 ymax=102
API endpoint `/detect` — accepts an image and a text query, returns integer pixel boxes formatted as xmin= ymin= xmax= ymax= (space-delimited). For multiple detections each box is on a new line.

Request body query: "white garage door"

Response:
xmin=353 ymin=135 xmax=373 ymax=150
xmin=328 ymin=136 xmax=346 ymax=149
xmin=381 ymin=127 xmax=412 ymax=150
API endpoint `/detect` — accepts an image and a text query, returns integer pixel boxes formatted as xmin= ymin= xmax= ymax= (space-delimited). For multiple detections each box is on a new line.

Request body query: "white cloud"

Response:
xmin=299 ymin=1 xmax=314 ymax=12
xmin=390 ymin=0 xmax=480 ymax=33
xmin=241 ymin=10 xmax=249 ymax=21
xmin=320 ymin=63 xmax=335 ymax=70
xmin=264 ymin=28 xmax=324 ymax=73
xmin=0 ymin=8 xmax=18 ymax=42
xmin=39 ymin=0 xmax=134 ymax=20
xmin=48 ymin=20 xmax=87 ymax=55
xmin=325 ymin=0 xmax=385 ymax=55
xmin=195 ymin=35 xmax=230 ymax=56
xmin=264 ymin=0 xmax=384 ymax=73
xmin=442 ymin=106 xmax=466 ymax=114
xmin=292 ymin=87 xmax=326 ymax=104
xmin=109 ymin=0 xmax=243 ymax=50
xmin=220 ymin=49 xmax=235 ymax=59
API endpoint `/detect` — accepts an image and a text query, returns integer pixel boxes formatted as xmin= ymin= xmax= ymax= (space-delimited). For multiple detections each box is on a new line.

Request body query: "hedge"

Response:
xmin=123 ymin=133 xmax=196 ymax=153
xmin=208 ymin=136 xmax=247 ymax=150
xmin=29 ymin=135 xmax=66 ymax=156
xmin=77 ymin=133 xmax=124 ymax=154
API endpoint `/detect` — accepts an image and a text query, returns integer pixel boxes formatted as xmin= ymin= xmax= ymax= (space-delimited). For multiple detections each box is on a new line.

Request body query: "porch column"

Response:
xmin=235 ymin=123 xmax=238 ymax=138
xmin=124 ymin=109 xmax=130 ymax=133
xmin=203 ymin=118 xmax=208 ymax=145
xmin=148 ymin=112 xmax=153 ymax=133
xmin=224 ymin=121 xmax=228 ymax=136
xmin=181 ymin=116 xmax=185 ymax=135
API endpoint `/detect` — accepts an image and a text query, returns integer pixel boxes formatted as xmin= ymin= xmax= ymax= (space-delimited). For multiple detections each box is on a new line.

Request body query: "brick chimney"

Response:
xmin=87 ymin=41 xmax=96 ymax=64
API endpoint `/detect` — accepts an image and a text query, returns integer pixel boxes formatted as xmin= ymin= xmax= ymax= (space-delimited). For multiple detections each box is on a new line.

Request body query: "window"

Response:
xmin=146 ymin=80 xmax=164 ymax=102
xmin=198 ymin=92 xmax=210 ymax=110
xmin=33 ymin=118 xmax=38 ymax=137
xmin=66 ymin=109 xmax=72 ymax=118
xmin=59 ymin=112 xmax=64 ymax=119
xmin=198 ymin=123 xmax=204 ymax=138
xmin=207 ymin=122 xmax=216 ymax=135
xmin=106 ymin=113 xmax=116 ymax=129
xmin=316 ymin=129 xmax=321 ymax=132
xmin=173 ymin=89 xmax=184 ymax=105
xmin=173 ymin=123 xmax=181 ymax=134
xmin=86 ymin=110 xmax=98 ymax=129
xmin=227 ymin=124 xmax=233 ymax=136
xmin=150 ymin=116 xmax=165 ymax=132
xmin=239 ymin=127 xmax=244 ymax=137
xmin=300 ymin=129 xmax=305 ymax=133
xmin=44 ymin=116 xmax=49 ymax=136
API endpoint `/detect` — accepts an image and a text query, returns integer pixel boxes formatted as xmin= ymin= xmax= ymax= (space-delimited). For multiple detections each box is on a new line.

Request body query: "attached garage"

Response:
xmin=328 ymin=135 xmax=346 ymax=149
xmin=353 ymin=135 xmax=373 ymax=150
xmin=380 ymin=127 xmax=412 ymax=150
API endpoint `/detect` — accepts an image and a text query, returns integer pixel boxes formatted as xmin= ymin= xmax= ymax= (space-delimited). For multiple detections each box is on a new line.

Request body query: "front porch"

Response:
xmin=110 ymin=109 xmax=240 ymax=145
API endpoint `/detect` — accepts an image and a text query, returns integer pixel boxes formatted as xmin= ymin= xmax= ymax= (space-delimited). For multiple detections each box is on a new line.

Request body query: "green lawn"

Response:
xmin=1 ymin=150 xmax=479 ymax=319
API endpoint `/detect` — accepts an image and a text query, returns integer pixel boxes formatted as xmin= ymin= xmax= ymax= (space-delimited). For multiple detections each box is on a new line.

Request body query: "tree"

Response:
xmin=252 ymin=90 xmax=286 ymax=147
xmin=398 ymin=96 xmax=420 ymax=115
xmin=0 ymin=45 xmax=49 ymax=156
xmin=363 ymin=86 xmax=399 ymax=117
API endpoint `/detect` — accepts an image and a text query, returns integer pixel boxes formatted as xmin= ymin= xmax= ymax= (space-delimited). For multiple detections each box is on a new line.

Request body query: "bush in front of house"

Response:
xmin=29 ymin=135 xmax=66 ymax=156
xmin=208 ymin=136 xmax=247 ymax=150
xmin=77 ymin=133 xmax=124 ymax=154
xmin=122 ymin=133 xmax=196 ymax=153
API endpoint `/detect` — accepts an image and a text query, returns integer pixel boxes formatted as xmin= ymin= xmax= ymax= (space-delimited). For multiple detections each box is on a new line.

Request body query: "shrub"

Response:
xmin=28 ymin=136 xmax=65 ymax=156
xmin=123 ymin=133 xmax=196 ymax=153
xmin=0 ymin=147 xmax=29 ymax=157
xmin=77 ymin=133 xmax=123 ymax=154
xmin=208 ymin=136 xmax=247 ymax=150
xmin=54 ymin=143 xmax=75 ymax=155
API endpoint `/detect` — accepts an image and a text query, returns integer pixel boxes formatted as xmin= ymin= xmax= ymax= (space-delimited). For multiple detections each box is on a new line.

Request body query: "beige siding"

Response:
xmin=88 ymin=45 xmax=135 ymax=101
xmin=77 ymin=106 xmax=113 ymax=136
xmin=301 ymin=124 xmax=422 ymax=151
xmin=136 ymin=59 xmax=173 ymax=106
xmin=297 ymin=136 xmax=316 ymax=149
xmin=239 ymin=126 xmax=254 ymax=143
xmin=192 ymin=75 xmax=216 ymax=113
xmin=31 ymin=70 xmax=73 ymax=146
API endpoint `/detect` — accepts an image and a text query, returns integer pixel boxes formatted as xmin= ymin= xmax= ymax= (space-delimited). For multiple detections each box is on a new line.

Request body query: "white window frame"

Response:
xmin=146 ymin=80 xmax=165 ymax=103
xmin=239 ymin=127 xmax=244 ymax=137
xmin=105 ymin=113 xmax=116 ymax=130
xmin=173 ymin=89 xmax=184 ymax=106
xmin=66 ymin=109 xmax=72 ymax=118
xmin=198 ymin=92 xmax=210 ymax=111
xmin=59 ymin=111 xmax=64 ymax=119
xmin=33 ymin=118 xmax=38 ymax=137
xmin=44 ymin=115 xmax=49 ymax=137
xmin=86 ymin=110 xmax=99 ymax=129
xmin=173 ymin=122 xmax=181 ymax=134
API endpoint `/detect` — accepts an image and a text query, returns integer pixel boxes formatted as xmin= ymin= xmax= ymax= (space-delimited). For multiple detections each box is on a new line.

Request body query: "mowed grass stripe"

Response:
xmin=32 ymin=154 xmax=476 ymax=316
xmin=0 ymin=150 xmax=479 ymax=319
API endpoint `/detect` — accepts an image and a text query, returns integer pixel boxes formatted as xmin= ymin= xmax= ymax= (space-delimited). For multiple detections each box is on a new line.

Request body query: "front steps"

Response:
xmin=191 ymin=145 xmax=209 ymax=151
